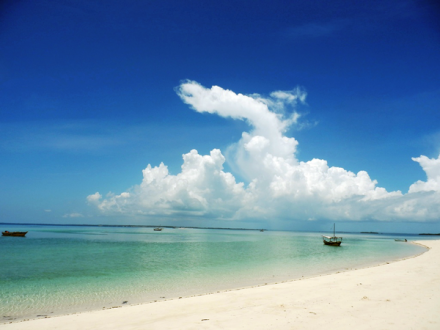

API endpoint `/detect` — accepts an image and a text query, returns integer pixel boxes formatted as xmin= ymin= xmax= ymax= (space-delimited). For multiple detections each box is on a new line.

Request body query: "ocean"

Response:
xmin=0 ymin=224 xmax=428 ymax=323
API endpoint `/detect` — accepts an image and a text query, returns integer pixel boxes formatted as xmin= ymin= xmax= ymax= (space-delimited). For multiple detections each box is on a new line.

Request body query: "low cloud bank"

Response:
xmin=88 ymin=81 xmax=440 ymax=222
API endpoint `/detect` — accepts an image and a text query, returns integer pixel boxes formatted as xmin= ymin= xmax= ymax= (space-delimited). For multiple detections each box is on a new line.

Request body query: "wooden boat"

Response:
xmin=395 ymin=239 xmax=407 ymax=242
xmin=2 ymin=231 xmax=28 ymax=237
xmin=322 ymin=224 xmax=342 ymax=246
xmin=153 ymin=228 xmax=163 ymax=231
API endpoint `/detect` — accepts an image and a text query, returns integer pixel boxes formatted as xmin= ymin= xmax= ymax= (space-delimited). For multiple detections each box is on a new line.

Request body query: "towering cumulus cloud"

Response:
xmin=88 ymin=81 xmax=440 ymax=223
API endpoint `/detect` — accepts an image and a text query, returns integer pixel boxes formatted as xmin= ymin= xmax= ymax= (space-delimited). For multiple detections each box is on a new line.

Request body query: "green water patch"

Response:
xmin=0 ymin=226 xmax=427 ymax=322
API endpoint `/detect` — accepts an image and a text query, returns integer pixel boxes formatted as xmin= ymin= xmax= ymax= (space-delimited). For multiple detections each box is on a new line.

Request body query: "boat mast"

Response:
xmin=333 ymin=223 xmax=335 ymax=237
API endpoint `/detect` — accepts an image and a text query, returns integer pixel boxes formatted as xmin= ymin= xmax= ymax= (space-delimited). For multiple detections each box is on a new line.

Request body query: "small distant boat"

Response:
xmin=2 ymin=231 xmax=28 ymax=237
xmin=154 ymin=228 xmax=163 ymax=231
xmin=395 ymin=239 xmax=407 ymax=242
xmin=322 ymin=224 xmax=342 ymax=246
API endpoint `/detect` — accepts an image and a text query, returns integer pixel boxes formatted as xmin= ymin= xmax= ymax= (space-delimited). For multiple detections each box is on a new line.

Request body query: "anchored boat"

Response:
xmin=2 ymin=231 xmax=28 ymax=237
xmin=322 ymin=224 xmax=342 ymax=246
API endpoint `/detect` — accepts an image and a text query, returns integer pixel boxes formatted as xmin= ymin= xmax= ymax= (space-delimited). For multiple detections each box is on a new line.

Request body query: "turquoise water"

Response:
xmin=0 ymin=225 xmax=428 ymax=322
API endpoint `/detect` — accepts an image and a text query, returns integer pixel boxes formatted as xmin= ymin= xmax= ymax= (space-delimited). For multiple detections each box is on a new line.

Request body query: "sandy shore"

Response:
xmin=3 ymin=240 xmax=439 ymax=330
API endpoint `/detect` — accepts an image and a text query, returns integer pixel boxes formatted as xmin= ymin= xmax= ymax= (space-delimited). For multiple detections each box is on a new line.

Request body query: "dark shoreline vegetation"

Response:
xmin=0 ymin=222 xmax=264 ymax=232
xmin=1 ymin=223 xmax=438 ymax=236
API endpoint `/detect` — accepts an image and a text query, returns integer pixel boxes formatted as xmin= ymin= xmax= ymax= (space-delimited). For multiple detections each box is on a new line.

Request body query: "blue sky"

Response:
xmin=1 ymin=0 xmax=440 ymax=232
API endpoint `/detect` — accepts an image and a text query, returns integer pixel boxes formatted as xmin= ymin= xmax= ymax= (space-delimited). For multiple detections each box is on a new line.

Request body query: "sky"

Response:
xmin=1 ymin=0 xmax=440 ymax=233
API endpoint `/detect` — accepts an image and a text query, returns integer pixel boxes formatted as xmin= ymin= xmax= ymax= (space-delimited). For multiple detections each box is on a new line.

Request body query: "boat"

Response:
xmin=2 ymin=231 xmax=28 ymax=237
xmin=322 ymin=224 xmax=342 ymax=246
xmin=154 ymin=228 xmax=163 ymax=231
xmin=395 ymin=239 xmax=407 ymax=242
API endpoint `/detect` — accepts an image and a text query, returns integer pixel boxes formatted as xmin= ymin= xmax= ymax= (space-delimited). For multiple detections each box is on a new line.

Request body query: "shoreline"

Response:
xmin=1 ymin=240 xmax=427 ymax=324
xmin=3 ymin=239 xmax=439 ymax=329
xmin=1 ymin=232 xmax=425 ymax=323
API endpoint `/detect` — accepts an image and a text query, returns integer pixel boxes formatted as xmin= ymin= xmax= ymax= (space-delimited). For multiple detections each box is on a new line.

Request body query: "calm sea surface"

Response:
xmin=0 ymin=224 xmax=428 ymax=322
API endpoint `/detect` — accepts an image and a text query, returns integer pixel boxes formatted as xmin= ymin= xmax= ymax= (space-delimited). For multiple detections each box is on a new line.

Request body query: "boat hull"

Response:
xmin=2 ymin=231 xmax=28 ymax=237
xmin=323 ymin=240 xmax=341 ymax=246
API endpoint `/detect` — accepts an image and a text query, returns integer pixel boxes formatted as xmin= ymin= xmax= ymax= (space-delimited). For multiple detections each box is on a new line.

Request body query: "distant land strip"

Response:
xmin=0 ymin=222 xmax=264 ymax=231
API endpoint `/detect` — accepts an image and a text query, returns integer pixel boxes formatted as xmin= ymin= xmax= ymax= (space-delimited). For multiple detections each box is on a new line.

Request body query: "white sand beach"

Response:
xmin=4 ymin=240 xmax=439 ymax=330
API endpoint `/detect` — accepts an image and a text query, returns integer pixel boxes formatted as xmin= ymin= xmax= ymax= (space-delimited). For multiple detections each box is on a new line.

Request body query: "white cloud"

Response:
xmin=90 ymin=149 xmax=245 ymax=218
xmin=87 ymin=192 xmax=102 ymax=204
xmin=88 ymin=81 xmax=440 ymax=223
xmin=408 ymin=155 xmax=440 ymax=193
xmin=63 ymin=212 xmax=84 ymax=218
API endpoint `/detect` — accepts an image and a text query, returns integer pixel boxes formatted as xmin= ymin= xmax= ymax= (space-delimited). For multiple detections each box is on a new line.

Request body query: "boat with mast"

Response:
xmin=322 ymin=224 xmax=342 ymax=246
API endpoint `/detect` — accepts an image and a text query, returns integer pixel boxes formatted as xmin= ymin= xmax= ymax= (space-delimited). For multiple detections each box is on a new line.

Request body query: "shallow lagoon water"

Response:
xmin=0 ymin=225 xmax=428 ymax=322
